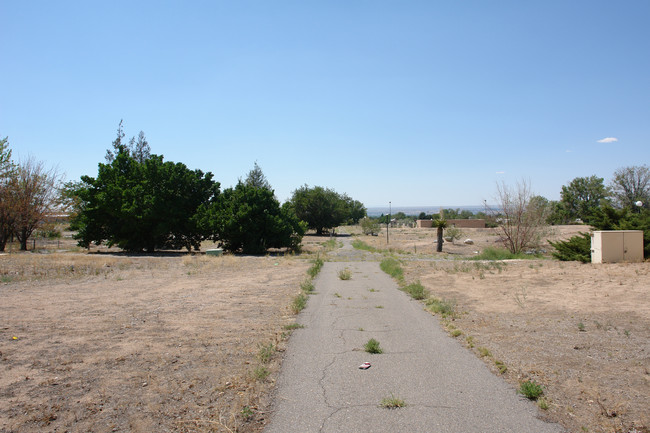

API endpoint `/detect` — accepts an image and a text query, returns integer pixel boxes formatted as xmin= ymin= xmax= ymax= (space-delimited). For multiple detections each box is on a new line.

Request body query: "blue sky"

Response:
xmin=2 ymin=1 xmax=649 ymax=207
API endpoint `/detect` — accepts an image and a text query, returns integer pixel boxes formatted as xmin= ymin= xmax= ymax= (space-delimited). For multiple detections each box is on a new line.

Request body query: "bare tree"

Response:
xmin=0 ymin=137 xmax=17 ymax=251
xmin=493 ymin=180 xmax=551 ymax=254
xmin=12 ymin=158 xmax=61 ymax=250
xmin=609 ymin=165 xmax=650 ymax=209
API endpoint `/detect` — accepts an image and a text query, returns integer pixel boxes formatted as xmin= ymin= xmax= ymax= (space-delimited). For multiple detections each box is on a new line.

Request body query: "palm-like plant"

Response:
xmin=433 ymin=219 xmax=447 ymax=252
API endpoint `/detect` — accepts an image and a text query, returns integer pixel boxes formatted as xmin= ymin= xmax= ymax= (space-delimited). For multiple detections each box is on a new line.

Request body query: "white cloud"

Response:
xmin=597 ymin=137 xmax=618 ymax=143
xmin=496 ymin=171 xmax=505 ymax=174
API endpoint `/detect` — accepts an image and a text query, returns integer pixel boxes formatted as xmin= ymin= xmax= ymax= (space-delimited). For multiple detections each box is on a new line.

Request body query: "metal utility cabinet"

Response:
xmin=590 ymin=230 xmax=644 ymax=263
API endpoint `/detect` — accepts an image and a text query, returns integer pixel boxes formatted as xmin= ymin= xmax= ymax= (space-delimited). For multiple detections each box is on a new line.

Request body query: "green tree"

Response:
xmin=290 ymin=185 xmax=364 ymax=235
xmin=590 ymin=204 xmax=650 ymax=257
xmin=559 ymin=176 xmax=609 ymax=223
xmin=244 ymin=162 xmax=271 ymax=190
xmin=73 ymin=145 xmax=218 ymax=252
xmin=197 ymin=182 xmax=306 ymax=254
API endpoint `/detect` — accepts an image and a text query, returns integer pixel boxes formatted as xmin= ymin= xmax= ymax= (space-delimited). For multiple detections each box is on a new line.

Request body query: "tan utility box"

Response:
xmin=590 ymin=230 xmax=644 ymax=263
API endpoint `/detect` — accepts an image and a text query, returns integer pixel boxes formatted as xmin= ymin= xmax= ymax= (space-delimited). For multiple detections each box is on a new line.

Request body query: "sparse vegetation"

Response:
xmin=291 ymin=293 xmax=307 ymax=314
xmin=283 ymin=323 xmax=305 ymax=330
xmin=364 ymin=338 xmax=383 ymax=354
xmin=426 ymin=297 xmax=456 ymax=318
xmin=308 ymin=256 xmax=324 ymax=278
xmin=338 ymin=268 xmax=352 ymax=280
xmin=257 ymin=342 xmax=276 ymax=364
xmin=380 ymin=394 xmax=406 ymax=409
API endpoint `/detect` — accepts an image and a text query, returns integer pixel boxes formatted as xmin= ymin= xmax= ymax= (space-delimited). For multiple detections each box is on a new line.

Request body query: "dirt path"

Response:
xmin=264 ymin=238 xmax=564 ymax=432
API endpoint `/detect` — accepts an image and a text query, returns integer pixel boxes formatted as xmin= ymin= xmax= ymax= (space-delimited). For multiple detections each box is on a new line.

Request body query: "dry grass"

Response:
xmin=0 ymin=252 xmax=311 ymax=433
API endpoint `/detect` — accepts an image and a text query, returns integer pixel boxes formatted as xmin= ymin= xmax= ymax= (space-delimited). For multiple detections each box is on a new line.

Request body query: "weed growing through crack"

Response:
xmin=364 ymin=338 xmax=383 ymax=354
xmin=291 ymin=293 xmax=307 ymax=314
xmin=334 ymin=292 xmax=342 ymax=298
xmin=518 ymin=380 xmax=544 ymax=400
xmin=578 ymin=322 xmax=586 ymax=332
xmin=300 ymin=279 xmax=315 ymax=293
xmin=380 ymin=393 xmax=406 ymax=409
xmin=307 ymin=256 xmax=324 ymax=278
xmin=338 ymin=268 xmax=352 ymax=280
xmin=375 ymin=305 xmax=384 ymax=309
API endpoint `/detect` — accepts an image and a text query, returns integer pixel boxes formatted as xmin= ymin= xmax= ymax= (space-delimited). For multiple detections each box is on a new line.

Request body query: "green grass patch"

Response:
xmin=380 ymin=257 xmax=404 ymax=283
xmin=402 ymin=281 xmax=428 ymax=300
xmin=352 ymin=239 xmax=381 ymax=253
xmin=364 ymin=338 xmax=383 ymax=354
xmin=495 ymin=359 xmax=507 ymax=374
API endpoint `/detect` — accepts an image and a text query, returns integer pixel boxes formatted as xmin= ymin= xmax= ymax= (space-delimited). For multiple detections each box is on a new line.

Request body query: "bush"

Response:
xmin=402 ymin=281 xmax=428 ymax=300
xmin=364 ymin=338 xmax=383 ymax=354
xmin=548 ymin=232 xmax=591 ymax=262
xmin=360 ymin=217 xmax=381 ymax=235
xmin=518 ymin=380 xmax=544 ymax=400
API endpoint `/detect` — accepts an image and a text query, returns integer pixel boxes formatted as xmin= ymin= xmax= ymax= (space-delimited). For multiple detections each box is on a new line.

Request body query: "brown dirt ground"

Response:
xmin=1 ymin=229 xmax=648 ymax=433
xmin=0 ymin=246 xmax=313 ymax=433
xmin=354 ymin=225 xmax=649 ymax=433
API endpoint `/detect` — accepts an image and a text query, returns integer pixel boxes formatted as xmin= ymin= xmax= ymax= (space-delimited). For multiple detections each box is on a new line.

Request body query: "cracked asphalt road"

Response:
xmin=264 ymin=238 xmax=564 ymax=432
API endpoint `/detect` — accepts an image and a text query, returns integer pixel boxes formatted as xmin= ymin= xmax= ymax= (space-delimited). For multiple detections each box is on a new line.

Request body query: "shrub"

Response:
xmin=518 ymin=380 xmax=544 ymax=400
xmin=402 ymin=281 xmax=428 ymax=300
xmin=364 ymin=338 xmax=383 ymax=354
xmin=338 ymin=268 xmax=351 ymax=280
xmin=548 ymin=232 xmax=591 ymax=263
xmin=360 ymin=217 xmax=381 ymax=235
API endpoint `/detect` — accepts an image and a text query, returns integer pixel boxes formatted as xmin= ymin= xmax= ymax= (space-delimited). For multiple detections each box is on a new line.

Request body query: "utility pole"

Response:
xmin=387 ymin=201 xmax=391 ymax=244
